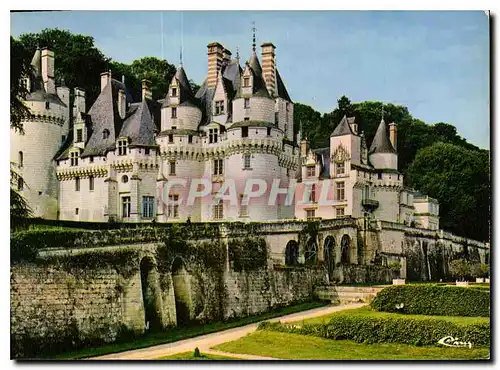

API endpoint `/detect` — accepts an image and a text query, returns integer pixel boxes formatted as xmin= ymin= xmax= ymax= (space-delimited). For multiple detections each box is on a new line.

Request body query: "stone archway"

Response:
xmin=341 ymin=234 xmax=351 ymax=264
xmin=305 ymin=238 xmax=318 ymax=265
xmin=139 ymin=257 xmax=162 ymax=331
xmin=323 ymin=236 xmax=335 ymax=282
xmin=285 ymin=240 xmax=299 ymax=266
xmin=171 ymin=257 xmax=192 ymax=327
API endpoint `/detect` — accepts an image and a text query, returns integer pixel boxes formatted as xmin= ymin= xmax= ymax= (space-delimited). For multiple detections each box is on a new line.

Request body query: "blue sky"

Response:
xmin=11 ymin=10 xmax=489 ymax=148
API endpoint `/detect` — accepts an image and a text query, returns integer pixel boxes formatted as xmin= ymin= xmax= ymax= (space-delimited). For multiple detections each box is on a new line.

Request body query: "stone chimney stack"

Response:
xmin=118 ymin=89 xmax=126 ymax=119
xmin=41 ymin=48 xmax=55 ymax=94
xmin=261 ymin=42 xmax=277 ymax=97
xmin=389 ymin=122 xmax=397 ymax=151
xmin=100 ymin=71 xmax=111 ymax=92
xmin=300 ymin=138 xmax=310 ymax=157
xmin=207 ymin=42 xmax=224 ymax=88
xmin=222 ymin=48 xmax=232 ymax=66
xmin=73 ymin=88 xmax=86 ymax=118
xmin=142 ymin=79 xmax=152 ymax=101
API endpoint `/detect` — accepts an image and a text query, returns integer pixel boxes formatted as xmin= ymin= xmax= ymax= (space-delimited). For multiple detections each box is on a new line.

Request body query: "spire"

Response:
xmin=369 ymin=118 xmax=396 ymax=154
xmin=236 ymin=46 xmax=240 ymax=62
xmin=252 ymin=21 xmax=256 ymax=52
xmin=179 ymin=46 xmax=183 ymax=67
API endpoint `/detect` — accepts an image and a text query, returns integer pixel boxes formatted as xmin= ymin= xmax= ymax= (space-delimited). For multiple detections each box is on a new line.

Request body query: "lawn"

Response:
xmin=48 ymin=301 xmax=326 ymax=360
xmin=159 ymin=351 xmax=240 ymax=360
xmin=293 ymin=305 xmax=490 ymax=326
xmin=214 ymin=330 xmax=490 ymax=360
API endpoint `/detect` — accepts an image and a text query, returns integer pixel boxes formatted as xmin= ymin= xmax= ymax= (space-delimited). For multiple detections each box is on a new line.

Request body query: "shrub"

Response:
xmin=470 ymin=263 xmax=489 ymax=278
xmin=449 ymin=259 xmax=471 ymax=281
xmin=370 ymin=285 xmax=490 ymax=317
xmin=259 ymin=315 xmax=490 ymax=347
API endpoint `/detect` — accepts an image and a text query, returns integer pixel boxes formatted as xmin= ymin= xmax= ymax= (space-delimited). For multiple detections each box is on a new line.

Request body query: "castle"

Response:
xmin=11 ymin=39 xmax=438 ymax=229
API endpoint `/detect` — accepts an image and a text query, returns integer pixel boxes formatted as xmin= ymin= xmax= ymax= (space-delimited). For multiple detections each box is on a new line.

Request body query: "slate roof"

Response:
xmin=276 ymin=69 xmax=292 ymax=102
xmin=119 ymin=99 xmax=157 ymax=147
xmin=236 ymin=52 xmax=271 ymax=99
xmin=331 ymin=115 xmax=354 ymax=137
xmin=25 ymin=47 xmax=66 ymax=107
xmin=163 ymin=65 xmax=199 ymax=108
xmin=194 ymin=79 xmax=215 ymax=125
xmin=312 ymin=147 xmax=331 ymax=178
xmin=369 ymin=119 xmax=396 ymax=154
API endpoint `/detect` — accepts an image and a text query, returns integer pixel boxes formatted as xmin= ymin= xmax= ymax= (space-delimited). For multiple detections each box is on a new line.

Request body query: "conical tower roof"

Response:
xmin=369 ymin=119 xmax=396 ymax=154
xmin=331 ymin=115 xmax=354 ymax=137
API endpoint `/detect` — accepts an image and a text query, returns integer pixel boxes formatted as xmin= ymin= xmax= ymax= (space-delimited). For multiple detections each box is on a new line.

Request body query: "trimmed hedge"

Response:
xmin=370 ymin=285 xmax=490 ymax=317
xmin=258 ymin=315 xmax=490 ymax=347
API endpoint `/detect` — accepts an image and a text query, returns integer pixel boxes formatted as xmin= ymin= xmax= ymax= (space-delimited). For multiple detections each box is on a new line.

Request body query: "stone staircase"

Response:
xmin=314 ymin=285 xmax=388 ymax=305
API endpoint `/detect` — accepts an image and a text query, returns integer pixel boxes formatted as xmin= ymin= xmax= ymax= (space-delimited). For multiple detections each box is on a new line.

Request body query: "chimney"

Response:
xmin=222 ymin=48 xmax=232 ymax=65
xmin=41 ymin=48 xmax=55 ymax=94
xmin=207 ymin=42 xmax=224 ymax=88
xmin=389 ymin=122 xmax=397 ymax=151
xmin=142 ymin=79 xmax=152 ymax=101
xmin=118 ymin=89 xmax=126 ymax=119
xmin=261 ymin=42 xmax=277 ymax=97
xmin=300 ymin=138 xmax=310 ymax=157
xmin=349 ymin=117 xmax=358 ymax=134
xmin=73 ymin=88 xmax=86 ymax=118
xmin=100 ymin=71 xmax=111 ymax=92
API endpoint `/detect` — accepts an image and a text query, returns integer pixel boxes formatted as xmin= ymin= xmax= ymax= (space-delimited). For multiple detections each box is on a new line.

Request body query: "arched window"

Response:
xmin=323 ymin=236 xmax=335 ymax=281
xmin=102 ymin=129 xmax=110 ymax=139
xmin=18 ymin=151 xmax=23 ymax=167
xmin=341 ymin=235 xmax=351 ymax=264
xmin=305 ymin=239 xmax=318 ymax=265
xmin=285 ymin=240 xmax=299 ymax=266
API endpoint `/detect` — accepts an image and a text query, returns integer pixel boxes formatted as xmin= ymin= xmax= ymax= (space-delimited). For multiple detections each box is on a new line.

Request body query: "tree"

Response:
xmin=407 ymin=142 xmax=490 ymax=241
xmin=130 ymin=57 xmax=177 ymax=101
xmin=449 ymin=259 xmax=471 ymax=281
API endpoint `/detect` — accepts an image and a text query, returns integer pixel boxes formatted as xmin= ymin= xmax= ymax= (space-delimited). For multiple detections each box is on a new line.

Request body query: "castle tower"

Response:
xmin=368 ymin=119 xmax=397 ymax=170
xmin=10 ymin=47 xmax=71 ymax=219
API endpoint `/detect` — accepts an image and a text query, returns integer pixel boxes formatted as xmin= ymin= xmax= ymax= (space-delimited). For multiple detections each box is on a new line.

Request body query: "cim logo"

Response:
xmin=437 ymin=336 xmax=472 ymax=349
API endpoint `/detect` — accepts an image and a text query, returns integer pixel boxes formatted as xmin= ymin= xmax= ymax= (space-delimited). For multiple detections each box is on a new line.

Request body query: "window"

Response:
xmin=378 ymin=173 xmax=382 ymax=180
xmin=306 ymin=209 xmax=315 ymax=220
xmin=243 ymin=77 xmax=250 ymax=87
xmin=17 ymin=177 xmax=23 ymax=191
xmin=171 ymin=107 xmax=177 ymax=119
xmin=209 ymin=128 xmax=218 ymax=143
xmin=167 ymin=194 xmax=179 ymax=218
xmin=242 ymin=127 xmax=249 ymax=138
xmin=275 ymin=112 xmax=279 ymax=125
xmin=171 ymin=87 xmax=177 ymax=97
xmin=102 ymin=129 xmax=109 ymax=139
xmin=188 ymin=135 xmax=193 ymax=143
xmin=117 ymin=139 xmax=127 ymax=156
xmin=76 ymin=129 xmax=83 ymax=143
xmin=45 ymin=101 xmax=50 ymax=110
xmin=75 ymin=208 xmax=79 ymax=215
xmin=142 ymin=196 xmax=155 ymax=218
xmin=122 ymin=196 xmax=131 ymax=218
xmin=267 ymin=127 xmax=271 ymax=136
xmin=336 ymin=207 xmax=345 ymax=217
xmin=122 ymin=175 xmax=129 ymax=183
xmin=336 ymin=162 xmax=345 ymax=176
xmin=168 ymin=134 xmax=174 ymax=143
xmin=363 ymin=185 xmax=370 ymax=200
xmin=244 ymin=117 xmax=250 ymax=121
xmin=18 ymin=151 xmax=23 ymax=168
xmin=169 ymin=161 xmax=176 ymax=175
xmin=309 ymin=184 xmax=316 ymax=203
xmin=244 ymin=98 xmax=250 ymax=109
xmin=336 ymin=182 xmax=345 ymax=201
xmin=213 ymin=198 xmax=223 ymax=220
xmin=172 ymin=126 xmax=177 ymax=130
xmin=145 ymin=148 xmax=150 ymax=155
xmin=89 ymin=176 xmax=94 ymax=191
xmin=307 ymin=166 xmax=315 ymax=177
xmin=89 ymin=156 xmax=94 ymax=163
xmin=213 ymin=159 xmax=223 ymax=175
xmin=239 ymin=195 xmax=248 ymax=217
xmin=244 ymin=154 xmax=251 ymax=169
xmin=215 ymin=100 xmax=225 ymax=115
xmin=75 ymin=177 xmax=80 ymax=191
xmin=70 ymin=151 xmax=79 ymax=166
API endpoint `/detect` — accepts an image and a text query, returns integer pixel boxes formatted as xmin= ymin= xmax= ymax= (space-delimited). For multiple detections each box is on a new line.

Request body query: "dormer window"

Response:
xmin=76 ymin=129 xmax=83 ymax=143
xmin=102 ymin=129 xmax=110 ymax=140
xmin=70 ymin=151 xmax=79 ymax=166
xmin=336 ymin=162 xmax=345 ymax=176
xmin=117 ymin=139 xmax=128 ymax=156
xmin=242 ymin=127 xmax=248 ymax=138
xmin=243 ymin=77 xmax=250 ymax=87
xmin=307 ymin=166 xmax=315 ymax=177
xmin=171 ymin=87 xmax=177 ymax=97
xmin=45 ymin=101 xmax=50 ymax=110
xmin=244 ymin=98 xmax=250 ymax=109
xmin=215 ymin=100 xmax=225 ymax=115
xmin=209 ymin=128 xmax=218 ymax=143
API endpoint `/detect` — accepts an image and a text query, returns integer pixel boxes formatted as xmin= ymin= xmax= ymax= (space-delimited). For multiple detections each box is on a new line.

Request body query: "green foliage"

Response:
xmin=10 ymin=36 xmax=32 ymax=134
xmin=407 ymin=142 xmax=490 ymax=241
xmin=228 ymin=237 xmax=268 ymax=272
xmin=470 ymin=263 xmax=489 ymax=278
xmin=193 ymin=347 xmax=201 ymax=357
xmin=257 ymin=315 xmax=490 ymax=348
xmin=449 ymin=259 xmax=472 ymax=281
xmin=370 ymin=285 xmax=490 ymax=317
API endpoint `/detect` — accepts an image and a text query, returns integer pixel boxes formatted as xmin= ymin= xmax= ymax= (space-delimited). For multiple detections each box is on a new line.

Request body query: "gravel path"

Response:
xmin=92 ymin=302 xmax=366 ymax=360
